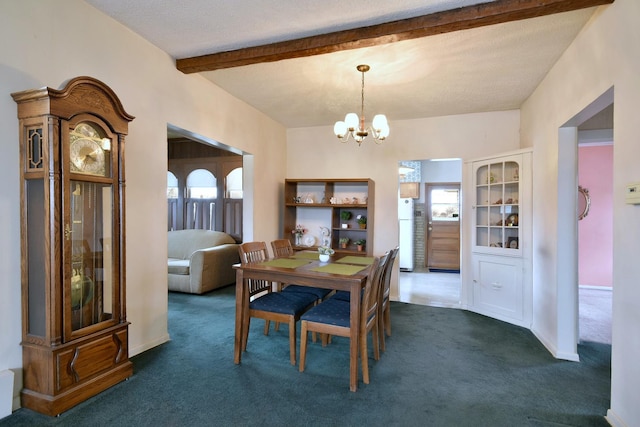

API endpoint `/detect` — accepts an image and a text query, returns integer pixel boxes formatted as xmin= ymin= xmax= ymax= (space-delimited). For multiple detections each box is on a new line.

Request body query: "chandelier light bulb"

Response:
xmin=344 ymin=113 xmax=359 ymax=130
xmin=334 ymin=121 xmax=347 ymax=138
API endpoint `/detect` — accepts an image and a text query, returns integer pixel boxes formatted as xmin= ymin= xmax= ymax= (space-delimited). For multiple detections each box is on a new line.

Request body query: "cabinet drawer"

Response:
xmin=56 ymin=329 xmax=128 ymax=391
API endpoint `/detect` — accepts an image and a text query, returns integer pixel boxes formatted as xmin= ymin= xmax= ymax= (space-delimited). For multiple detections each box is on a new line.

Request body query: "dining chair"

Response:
xmin=270 ymin=239 xmax=332 ymax=301
xmin=378 ymin=246 xmax=399 ymax=352
xmin=298 ymin=253 xmax=388 ymax=385
xmin=238 ymin=241 xmax=318 ymax=365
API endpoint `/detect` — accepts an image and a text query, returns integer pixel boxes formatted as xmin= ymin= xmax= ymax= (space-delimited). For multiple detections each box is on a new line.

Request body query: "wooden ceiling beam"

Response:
xmin=176 ymin=0 xmax=614 ymax=73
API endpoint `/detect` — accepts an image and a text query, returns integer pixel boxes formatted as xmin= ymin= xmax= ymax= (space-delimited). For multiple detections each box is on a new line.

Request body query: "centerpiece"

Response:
xmin=318 ymin=246 xmax=334 ymax=262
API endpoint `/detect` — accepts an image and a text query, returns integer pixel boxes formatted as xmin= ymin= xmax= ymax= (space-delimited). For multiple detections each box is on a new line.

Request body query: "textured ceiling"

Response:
xmin=86 ymin=0 xmax=597 ymax=129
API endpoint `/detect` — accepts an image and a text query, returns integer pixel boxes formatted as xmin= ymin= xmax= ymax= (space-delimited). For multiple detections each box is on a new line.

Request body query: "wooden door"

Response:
xmin=425 ymin=183 xmax=460 ymax=270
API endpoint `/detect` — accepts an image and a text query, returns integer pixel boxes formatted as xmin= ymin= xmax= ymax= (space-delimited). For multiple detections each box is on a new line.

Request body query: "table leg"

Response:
xmin=234 ymin=269 xmax=245 ymax=364
xmin=349 ymin=283 xmax=360 ymax=392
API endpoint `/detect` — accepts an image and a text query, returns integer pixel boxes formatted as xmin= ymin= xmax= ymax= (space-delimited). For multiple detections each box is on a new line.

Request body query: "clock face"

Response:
xmin=69 ymin=123 xmax=107 ymax=176
xmin=70 ymin=138 xmax=106 ymax=175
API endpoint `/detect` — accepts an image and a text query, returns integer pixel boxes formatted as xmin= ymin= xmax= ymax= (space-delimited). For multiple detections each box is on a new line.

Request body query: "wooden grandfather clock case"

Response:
xmin=12 ymin=77 xmax=134 ymax=416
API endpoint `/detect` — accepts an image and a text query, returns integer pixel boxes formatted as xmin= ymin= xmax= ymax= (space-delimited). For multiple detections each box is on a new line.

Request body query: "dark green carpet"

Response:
xmin=1 ymin=285 xmax=610 ymax=426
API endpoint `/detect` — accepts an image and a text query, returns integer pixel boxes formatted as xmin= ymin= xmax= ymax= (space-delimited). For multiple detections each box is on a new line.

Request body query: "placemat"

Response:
xmin=311 ymin=264 xmax=367 ymax=276
xmin=336 ymin=256 xmax=375 ymax=265
xmin=293 ymin=251 xmax=320 ymax=260
xmin=259 ymin=258 xmax=312 ymax=269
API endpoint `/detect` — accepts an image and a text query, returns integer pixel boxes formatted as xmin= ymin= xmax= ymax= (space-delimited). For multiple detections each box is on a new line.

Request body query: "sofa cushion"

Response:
xmin=168 ymin=258 xmax=190 ymax=275
xmin=167 ymin=230 xmax=237 ymax=259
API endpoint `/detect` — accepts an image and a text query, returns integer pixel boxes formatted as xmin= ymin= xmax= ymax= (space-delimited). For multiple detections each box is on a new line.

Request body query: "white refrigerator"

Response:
xmin=398 ymin=198 xmax=414 ymax=271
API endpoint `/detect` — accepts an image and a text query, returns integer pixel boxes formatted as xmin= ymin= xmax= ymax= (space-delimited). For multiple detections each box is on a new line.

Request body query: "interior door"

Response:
xmin=425 ymin=183 xmax=460 ymax=270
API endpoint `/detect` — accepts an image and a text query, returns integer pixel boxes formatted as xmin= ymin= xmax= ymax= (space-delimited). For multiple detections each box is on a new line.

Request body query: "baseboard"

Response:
xmin=579 ymin=285 xmax=612 ymax=291
xmin=531 ymin=327 xmax=580 ymax=362
xmin=0 ymin=370 xmax=14 ymax=419
xmin=129 ymin=333 xmax=171 ymax=357
xmin=606 ymin=408 xmax=627 ymax=427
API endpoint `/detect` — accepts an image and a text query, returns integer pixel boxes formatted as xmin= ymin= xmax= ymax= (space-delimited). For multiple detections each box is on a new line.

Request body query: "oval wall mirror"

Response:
xmin=578 ymin=185 xmax=591 ymax=220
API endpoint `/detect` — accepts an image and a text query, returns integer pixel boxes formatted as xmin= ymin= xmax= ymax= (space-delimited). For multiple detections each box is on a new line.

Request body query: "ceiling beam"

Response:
xmin=176 ymin=0 xmax=613 ymax=74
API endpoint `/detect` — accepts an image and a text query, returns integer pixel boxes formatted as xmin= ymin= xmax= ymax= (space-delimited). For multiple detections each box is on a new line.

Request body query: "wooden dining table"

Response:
xmin=233 ymin=252 xmax=374 ymax=392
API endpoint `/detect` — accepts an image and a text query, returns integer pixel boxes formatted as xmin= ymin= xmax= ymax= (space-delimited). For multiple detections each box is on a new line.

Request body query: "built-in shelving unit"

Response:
xmin=284 ymin=179 xmax=374 ymax=256
xmin=465 ymin=149 xmax=532 ymax=328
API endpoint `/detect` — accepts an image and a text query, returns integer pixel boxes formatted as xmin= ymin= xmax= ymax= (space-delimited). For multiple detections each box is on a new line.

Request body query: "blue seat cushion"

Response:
xmin=301 ymin=298 xmax=351 ymax=327
xmin=250 ymin=291 xmax=317 ymax=315
xmin=332 ymin=290 xmax=351 ymax=301
xmin=282 ymin=285 xmax=331 ymax=300
xmin=330 ymin=289 xmax=365 ymax=302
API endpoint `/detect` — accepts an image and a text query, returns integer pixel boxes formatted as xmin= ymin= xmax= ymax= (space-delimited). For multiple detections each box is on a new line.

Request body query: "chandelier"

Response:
xmin=333 ymin=64 xmax=389 ymax=145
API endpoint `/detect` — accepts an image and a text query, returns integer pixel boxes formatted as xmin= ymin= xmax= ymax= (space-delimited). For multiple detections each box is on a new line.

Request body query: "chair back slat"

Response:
xmin=238 ymin=241 xmax=272 ymax=296
xmin=382 ymin=247 xmax=399 ymax=302
xmin=271 ymin=239 xmax=294 ymax=258
xmin=362 ymin=252 xmax=388 ymax=325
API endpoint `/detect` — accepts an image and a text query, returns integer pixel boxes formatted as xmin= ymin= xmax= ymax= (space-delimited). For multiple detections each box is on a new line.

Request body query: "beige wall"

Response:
xmin=0 ymin=0 xmax=286 ymax=401
xmin=521 ymin=1 xmax=640 ymax=424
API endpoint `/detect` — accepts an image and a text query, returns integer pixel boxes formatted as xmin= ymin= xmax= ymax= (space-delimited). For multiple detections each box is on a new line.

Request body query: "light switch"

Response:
xmin=625 ymin=182 xmax=640 ymax=204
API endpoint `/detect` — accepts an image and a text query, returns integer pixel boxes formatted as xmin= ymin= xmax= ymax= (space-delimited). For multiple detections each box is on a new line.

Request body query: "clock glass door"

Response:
xmin=68 ymin=181 xmax=114 ymax=333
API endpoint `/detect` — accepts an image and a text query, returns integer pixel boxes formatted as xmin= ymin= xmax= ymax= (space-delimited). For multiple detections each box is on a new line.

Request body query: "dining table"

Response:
xmin=233 ymin=251 xmax=375 ymax=392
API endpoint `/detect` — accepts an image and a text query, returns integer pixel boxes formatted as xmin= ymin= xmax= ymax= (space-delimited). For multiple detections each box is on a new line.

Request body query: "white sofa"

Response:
xmin=167 ymin=230 xmax=240 ymax=294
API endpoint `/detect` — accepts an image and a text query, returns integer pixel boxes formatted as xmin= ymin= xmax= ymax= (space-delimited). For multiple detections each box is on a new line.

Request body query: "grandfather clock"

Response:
xmin=12 ymin=77 xmax=134 ymax=416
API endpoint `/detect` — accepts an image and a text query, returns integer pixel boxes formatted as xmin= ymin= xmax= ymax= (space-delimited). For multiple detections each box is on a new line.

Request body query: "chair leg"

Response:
xmin=289 ymin=318 xmax=297 ymax=366
xmin=242 ymin=317 xmax=250 ymax=352
xmin=384 ymin=305 xmax=391 ymax=336
xmin=378 ymin=309 xmax=387 ymax=351
xmin=299 ymin=321 xmax=308 ymax=372
xmin=360 ymin=332 xmax=370 ymax=384
xmin=321 ymin=333 xmax=329 ymax=347
xmin=372 ymin=322 xmax=380 ymax=361
xmin=264 ymin=320 xmax=271 ymax=335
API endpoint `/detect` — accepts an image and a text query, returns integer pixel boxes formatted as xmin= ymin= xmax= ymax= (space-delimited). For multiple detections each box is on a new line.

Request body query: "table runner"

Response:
xmin=310 ymin=263 xmax=367 ymax=276
xmin=336 ymin=256 xmax=375 ymax=265
xmin=259 ymin=258 xmax=312 ymax=269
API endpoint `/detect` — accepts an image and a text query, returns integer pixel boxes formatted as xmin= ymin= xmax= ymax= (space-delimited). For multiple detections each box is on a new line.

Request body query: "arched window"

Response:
xmin=187 ymin=169 xmax=217 ymax=199
xmin=226 ymin=167 xmax=243 ymax=199
xmin=167 ymin=171 xmax=178 ymax=199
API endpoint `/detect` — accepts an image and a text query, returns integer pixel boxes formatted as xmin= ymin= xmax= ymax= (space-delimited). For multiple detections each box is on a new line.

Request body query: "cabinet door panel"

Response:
xmin=472 ymin=256 xmax=523 ymax=320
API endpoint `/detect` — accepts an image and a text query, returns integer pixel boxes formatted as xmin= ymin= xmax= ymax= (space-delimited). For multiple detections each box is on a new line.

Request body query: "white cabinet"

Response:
xmin=464 ymin=149 xmax=532 ymax=327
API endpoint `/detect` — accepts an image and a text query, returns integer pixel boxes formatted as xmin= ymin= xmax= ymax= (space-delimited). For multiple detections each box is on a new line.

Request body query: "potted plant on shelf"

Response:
xmin=317 ymin=246 xmax=334 ymax=262
xmin=340 ymin=211 xmax=352 ymax=228
xmin=339 ymin=237 xmax=350 ymax=249
xmin=354 ymin=239 xmax=366 ymax=252
xmin=357 ymin=215 xmax=367 ymax=229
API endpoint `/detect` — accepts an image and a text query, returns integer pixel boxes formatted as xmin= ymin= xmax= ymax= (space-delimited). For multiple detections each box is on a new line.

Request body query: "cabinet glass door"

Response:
xmin=474 ymin=160 xmax=520 ymax=252
xmin=67 ymin=181 xmax=115 ymax=334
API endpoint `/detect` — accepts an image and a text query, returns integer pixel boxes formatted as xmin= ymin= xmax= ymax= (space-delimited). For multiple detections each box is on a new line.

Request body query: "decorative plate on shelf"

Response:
xmin=303 ymin=235 xmax=315 ymax=247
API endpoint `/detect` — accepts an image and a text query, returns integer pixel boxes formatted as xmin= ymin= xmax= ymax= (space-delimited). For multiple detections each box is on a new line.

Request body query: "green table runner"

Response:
xmin=311 ymin=264 xmax=367 ymax=276
xmin=336 ymin=256 xmax=375 ymax=266
xmin=293 ymin=251 xmax=320 ymax=260
xmin=259 ymin=258 xmax=312 ymax=268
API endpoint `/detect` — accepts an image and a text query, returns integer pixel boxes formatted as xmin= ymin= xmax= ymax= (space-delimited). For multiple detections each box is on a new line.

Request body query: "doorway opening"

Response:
xmin=557 ymin=87 xmax=613 ymax=360
xmin=397 ymin=159 xmax=462 ymax=308
xmin=167 ymin=124 xmax=245 ymax=242
xmin=577 ymin=106 xmax=613 ymax=345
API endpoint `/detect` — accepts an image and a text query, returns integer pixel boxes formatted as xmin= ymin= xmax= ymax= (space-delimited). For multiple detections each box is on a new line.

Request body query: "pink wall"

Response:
xmin=578 ymin=144 xmax=613 ymax=287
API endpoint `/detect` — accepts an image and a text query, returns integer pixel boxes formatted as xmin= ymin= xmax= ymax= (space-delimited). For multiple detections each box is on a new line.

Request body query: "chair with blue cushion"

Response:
xmin=270 ymin=239 xmax=332 ymax=301
xmin=298 ymin=253 xmax=388 ymax=385
xmin=378 ymin=246 xmax=399 ymax=352
xmin=238 ymin=241 xmax=317 ymax=365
